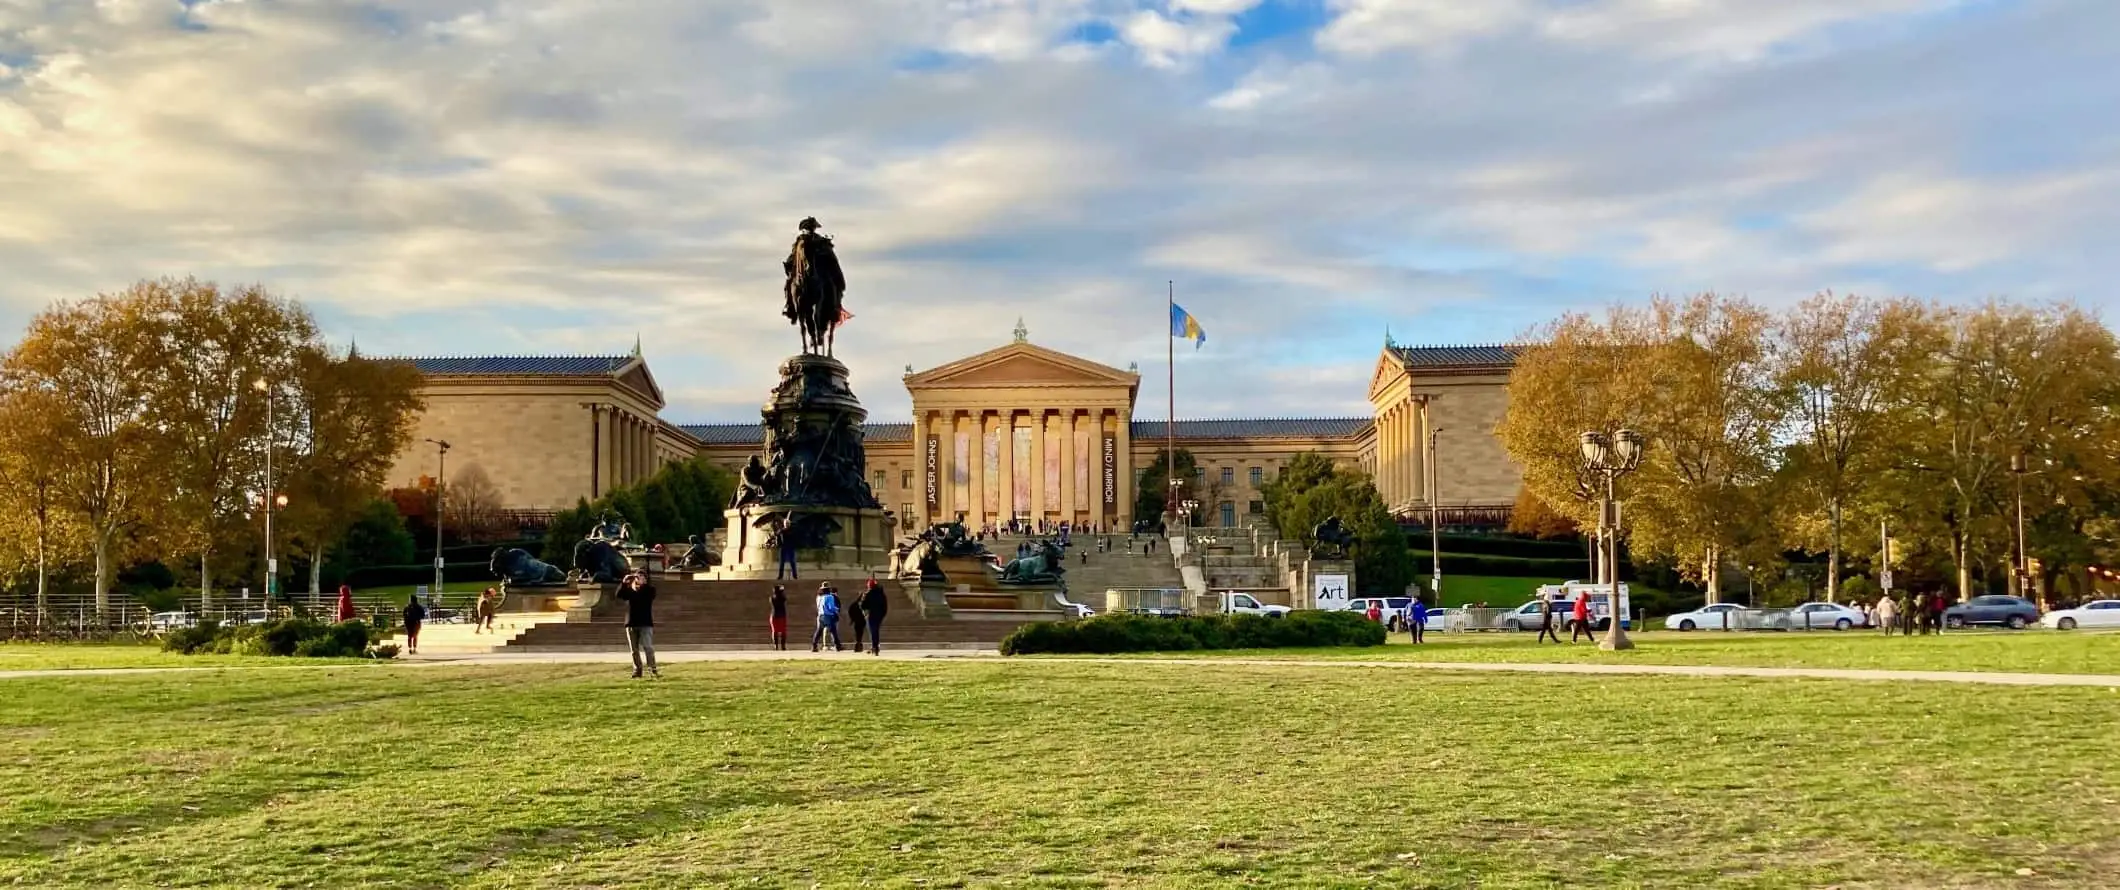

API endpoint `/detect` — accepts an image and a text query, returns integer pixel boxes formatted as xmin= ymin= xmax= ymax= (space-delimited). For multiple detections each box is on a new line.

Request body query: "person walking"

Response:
xmin=335 ymin=584 xmax=357 ymax=624
xmin=473 ymin=587 xmax=498 ymax=634
xmin=847 ymin=581 xmax=869 ymax=652
xmin=861 ymin=577 xmax=888 ymax=655
xmin=1536 ymin=594 xmax=1561 ymax=644
xmin=1930 ymin=591 xmax=1948 ymax=634
xmin=1570 ymin=590 xmax=1593 ymax=642
xmin=1912 ymin=591 xmax=1932 ymax=635
xmin=618 ymin=572 xmax=658 ymax=678
xmin=1876 ymin=594 xmax=1899 ymax=636
xmin=769 ymin=585 xmax=789 ymax=650
xmin=401 ymin=593 xmax=426 ymax=654
xmin=1407 ymin=596 xmax=1429 ymax=644
xmin=812 ymin=583 xmax=843 ymax=652
xmin=1365 ymin=601 xmax=1383 ymax=624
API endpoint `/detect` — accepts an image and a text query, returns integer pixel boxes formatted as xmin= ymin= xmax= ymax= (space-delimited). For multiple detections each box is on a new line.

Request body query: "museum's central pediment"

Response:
xmin=904 ymin=342 xmax=1139 ymax=390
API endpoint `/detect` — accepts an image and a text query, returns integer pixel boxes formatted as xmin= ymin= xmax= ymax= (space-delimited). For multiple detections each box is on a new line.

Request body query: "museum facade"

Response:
xmin=386 ymin=333 xmax=1524 ymax=533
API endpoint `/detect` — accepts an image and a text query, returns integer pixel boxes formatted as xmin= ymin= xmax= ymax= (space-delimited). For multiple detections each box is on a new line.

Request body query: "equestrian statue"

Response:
xmin=783 ymin=216 xmax=848 ymax=356
xmin=1311 ymin=515 xmax=1356 ymax=560
xmin=990 ymin=538 xmax=1066 ymax=585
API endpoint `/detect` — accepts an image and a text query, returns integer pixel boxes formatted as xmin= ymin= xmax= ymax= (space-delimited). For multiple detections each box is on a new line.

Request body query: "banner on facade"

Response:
xmin=1101 ymin=433 xmax=1118 ymax=509
xmin=924 ymin=434 xmax=941 ymax=509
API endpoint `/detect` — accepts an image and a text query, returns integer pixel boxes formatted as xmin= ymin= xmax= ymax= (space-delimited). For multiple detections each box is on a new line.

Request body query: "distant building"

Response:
xmin=384 ymin=335 xmax=1525 ymax=532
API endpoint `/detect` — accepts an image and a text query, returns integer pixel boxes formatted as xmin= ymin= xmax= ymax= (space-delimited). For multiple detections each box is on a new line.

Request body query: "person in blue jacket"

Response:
xmin=1406 ymin=596 xmax=1430 ymax=644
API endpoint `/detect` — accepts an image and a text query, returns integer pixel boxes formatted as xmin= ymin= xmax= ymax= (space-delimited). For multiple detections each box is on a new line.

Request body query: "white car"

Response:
xmin=1222 ymin=592 xmax=1292 ymax=618
xmin=1784 ymin=602 xmax=1869 ymax=631
xmin=1664 ymin=602 xmax=1746 ymax=631
xmin=147 ymin=611 xmax=196 ymax=631
xmin=2041 ymin=599 xmax=2120 ymax=630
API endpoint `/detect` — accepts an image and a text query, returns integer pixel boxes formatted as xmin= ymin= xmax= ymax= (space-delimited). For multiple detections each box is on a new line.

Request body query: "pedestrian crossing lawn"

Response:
xmin=3 ymin=659 xmax=2116 ymax=888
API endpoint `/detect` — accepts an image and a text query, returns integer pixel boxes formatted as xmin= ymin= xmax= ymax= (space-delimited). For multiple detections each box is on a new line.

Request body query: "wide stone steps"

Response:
xmin=502 ymin=578 xmax=1033 ymax=649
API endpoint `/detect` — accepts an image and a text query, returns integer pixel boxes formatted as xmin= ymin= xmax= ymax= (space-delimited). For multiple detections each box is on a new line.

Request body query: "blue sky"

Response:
xmin=2 ymin=0 xmax=2115 ymax=422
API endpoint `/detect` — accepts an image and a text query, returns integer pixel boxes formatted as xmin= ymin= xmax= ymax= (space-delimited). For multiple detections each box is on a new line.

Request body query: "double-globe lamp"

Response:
xmin=1579 ymin=428 xmax=1644 ymax=651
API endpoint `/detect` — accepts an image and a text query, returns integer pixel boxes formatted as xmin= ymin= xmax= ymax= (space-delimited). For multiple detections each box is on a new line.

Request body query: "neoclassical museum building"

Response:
xmin=385 ymin=330 xmax=1525 ymax=533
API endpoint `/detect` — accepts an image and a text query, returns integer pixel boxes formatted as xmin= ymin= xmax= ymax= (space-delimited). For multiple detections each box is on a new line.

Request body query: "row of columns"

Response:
xmin=594 ymin=404 xmax=662 ymax=496
xmin=911 ymin=407 xmax=1133 ymax=530
xmin=1377 ymin=396 xmax=1428 ymax=512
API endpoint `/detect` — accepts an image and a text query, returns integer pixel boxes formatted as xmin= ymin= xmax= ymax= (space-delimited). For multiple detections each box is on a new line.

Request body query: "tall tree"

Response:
xmin=2 ymin=290 xmax=165 ymax=615
xmin=444 ymin=464 xmax=506 ymax=543
xmin=0 ymin=385 xmax=84 ymax=620
xmin=1904 ymin=302 xmax=2119 ymax=601
xmin=135 ymin=279 xmax=317 ymax=607
xmin=1134 ymin=448 xmax=1199 ymax=526
xmin=279 ymin=347 xmax=426 ymax=596
xmin=1770 ymin=294 xmax=1936 ymax=602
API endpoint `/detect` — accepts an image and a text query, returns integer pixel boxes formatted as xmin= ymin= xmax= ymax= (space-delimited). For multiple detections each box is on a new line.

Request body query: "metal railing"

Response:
xmin=1102 ymin=587 xmax=1190 ymax=616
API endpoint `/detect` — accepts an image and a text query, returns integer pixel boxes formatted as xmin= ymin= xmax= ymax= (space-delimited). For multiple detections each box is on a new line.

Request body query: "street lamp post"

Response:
xmin=2010 ymin=452 xmax=2028 ymax=601
xmin=253 ymin=378 xmax=278 ymax=602
xmin=426 ymin=439 xmax=451 ymax=598
xmin=1579 ymin=429 xmax=1646 ymax=651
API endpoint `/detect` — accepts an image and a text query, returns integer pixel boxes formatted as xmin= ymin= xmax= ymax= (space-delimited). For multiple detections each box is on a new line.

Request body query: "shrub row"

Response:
xmin=1420 ymin=533 xmax=1588 ymax=560
xmin=162 ymin=618 xmax=395 ymax=659
xmin=1406 ymin=551 xmax=1592 ymax=578
xmin=1000 ymin=610 xmax=1385 ymax=655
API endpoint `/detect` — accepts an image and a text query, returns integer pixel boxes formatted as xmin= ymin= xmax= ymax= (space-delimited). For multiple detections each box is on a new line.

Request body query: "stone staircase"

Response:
xmin=497 ymin=578 xmax=1041 ymax=650
xmin=1193 ymin=524 xmax=1291 ymax=590
xmin=391 ymin=611 xmax=573 ymax=655
xmin=989 ymin=533 xmax=1185 ymax=603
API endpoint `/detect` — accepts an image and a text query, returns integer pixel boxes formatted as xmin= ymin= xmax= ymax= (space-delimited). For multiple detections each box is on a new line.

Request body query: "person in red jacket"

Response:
xmin=334 ymin=585 xmax=356 ymax=623
xmin=1571 ymin=591 xmax=1593 ymax=642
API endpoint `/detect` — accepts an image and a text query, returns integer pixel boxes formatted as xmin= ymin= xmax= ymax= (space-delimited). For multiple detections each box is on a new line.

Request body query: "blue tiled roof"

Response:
xmin=405 ymin=356 xmax=634 ymax=376
xmin=680 ymin=422 xmax=912 ymax=446
xmin=1389 ymin=344 xmax=1523 ymax=368
xmin=685 ymin=419 xmax=1359 ymax=446
xmin=1131 ymin=418 xmax=1371 ymax=440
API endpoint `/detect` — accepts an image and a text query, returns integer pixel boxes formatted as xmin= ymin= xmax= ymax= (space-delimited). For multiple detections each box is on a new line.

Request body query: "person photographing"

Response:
xmin=618 ymin=572 xmax=658 ymax=678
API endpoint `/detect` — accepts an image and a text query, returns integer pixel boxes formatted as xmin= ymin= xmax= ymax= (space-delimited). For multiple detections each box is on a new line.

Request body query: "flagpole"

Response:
xmin=1167 ymin=280 xmax=1176 ymax=531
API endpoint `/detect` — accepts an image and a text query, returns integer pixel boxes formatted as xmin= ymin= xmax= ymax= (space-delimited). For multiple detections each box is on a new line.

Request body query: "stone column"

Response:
xmin=997 ymin=410 xmax=1016 ymax=525
xmin=1031 ymin=410 xmax=1048 ymax=521
xmin=1379 ymin=404 xmax=1394 ymax=505
xmin=964 ymin=412 xmax=983 ymax=529
xmin=1115 ymin=408 xmax=1133 ymax=528
xmin=602 ymin=407 xmax=619 ymax=492
xmin=1411 ymin=397 xmax=1429 ymax=504
xmin=1059 ymin=410 xmax=1077 ymax=527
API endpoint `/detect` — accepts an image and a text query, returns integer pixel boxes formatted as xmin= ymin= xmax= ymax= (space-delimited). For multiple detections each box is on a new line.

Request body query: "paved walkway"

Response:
xmin=5 ymin=650 xmax=2117 ymax=686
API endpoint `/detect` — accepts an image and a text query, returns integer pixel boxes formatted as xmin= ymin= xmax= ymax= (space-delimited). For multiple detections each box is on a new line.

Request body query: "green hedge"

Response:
xmin=1417 ymin=533 xmax=1587 ymax=560
xmin=162 ymin=618 xmax=390 ymax=658
xmin=1000 ymin=610 xmax=1385 ymax=655
xmin=1408 ymin=551 xmax=1591 ymax=578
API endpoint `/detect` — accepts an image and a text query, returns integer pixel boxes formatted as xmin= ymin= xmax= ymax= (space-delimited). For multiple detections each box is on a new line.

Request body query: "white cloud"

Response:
xmin=1120 ymin=9 xmax=1237 ymax=68
xmin=0 ymin=0 xmax=2113 ymax=422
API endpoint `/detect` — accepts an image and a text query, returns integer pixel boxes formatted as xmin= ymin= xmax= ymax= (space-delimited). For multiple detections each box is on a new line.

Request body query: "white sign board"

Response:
xmin=1312 ymin=574 xmax=1351 ymax=611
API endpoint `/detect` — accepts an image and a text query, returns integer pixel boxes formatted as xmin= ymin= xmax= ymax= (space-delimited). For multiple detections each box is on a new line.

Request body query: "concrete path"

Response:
xmin=6 ymin=650 xmax=2117 ymax=687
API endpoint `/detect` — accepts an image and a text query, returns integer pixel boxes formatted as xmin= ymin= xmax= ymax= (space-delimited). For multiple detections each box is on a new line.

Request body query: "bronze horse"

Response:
xmin=783 ymin=217 xmax=847 ymax=356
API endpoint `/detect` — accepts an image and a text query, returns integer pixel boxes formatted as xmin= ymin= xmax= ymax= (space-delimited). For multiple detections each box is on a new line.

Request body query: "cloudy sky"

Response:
xmin=2 ymin=0 xmax=2114 ymax=422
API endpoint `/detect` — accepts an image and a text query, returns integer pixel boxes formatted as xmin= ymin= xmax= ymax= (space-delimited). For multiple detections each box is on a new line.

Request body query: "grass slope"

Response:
xmin=4 ymin=661 xmax=2117 ymax=888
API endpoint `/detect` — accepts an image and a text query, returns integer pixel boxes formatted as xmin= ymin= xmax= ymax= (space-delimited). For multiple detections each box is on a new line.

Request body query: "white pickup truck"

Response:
xmin=1219 ymin=591 xmax=1292 ymax=618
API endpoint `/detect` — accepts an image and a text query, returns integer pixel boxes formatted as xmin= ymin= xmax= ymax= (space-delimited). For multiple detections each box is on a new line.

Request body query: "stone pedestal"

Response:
xmin=701 ymin=504 xmax=892 ymax=580
xmin=1301 ymin=558 xmax=1357 ymax=609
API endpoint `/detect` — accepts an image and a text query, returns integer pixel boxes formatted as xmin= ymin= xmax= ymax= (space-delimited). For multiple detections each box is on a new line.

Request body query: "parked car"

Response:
xmin=1496 ymin=590 xmax=1632 ymax=632
xmin=1219 ymin=592 xmax=1291 ymax=618
xmin=147 ymin=611 xmax=196 ymax=631
xmin=1943 ymin=595 xmax=2039 ymax=629
xmin=2041 ymin=599 xmax=2120 ymax=631
xmin=1664 ymin=602 xmax=1747 ymax=631
xmin=1346 ymin=597 xmax=1413 ymax=630
xmin=1785 ymin=602 xmax=1869 ymax=631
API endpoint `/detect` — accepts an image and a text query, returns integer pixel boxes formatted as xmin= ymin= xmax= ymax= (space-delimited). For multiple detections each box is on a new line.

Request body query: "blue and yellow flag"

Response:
xmin=1170 ymin=303 xmax=1206 ymax=350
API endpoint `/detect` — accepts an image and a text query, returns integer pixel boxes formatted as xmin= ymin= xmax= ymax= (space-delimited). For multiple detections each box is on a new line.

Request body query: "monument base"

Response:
xmin=701 ymin=505 xmax=892 ymax=581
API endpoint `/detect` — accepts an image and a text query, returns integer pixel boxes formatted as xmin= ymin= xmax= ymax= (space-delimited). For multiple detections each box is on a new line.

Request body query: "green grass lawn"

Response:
xmin=3 ymin=661 xmax=2117 ymax=888
xmin=0 ymin=642 xmax=378 ymax=672
xmin=1418 ymin=575 xmax=1566 ymax=607
xmin=1113 ymin=628 xmax=2120 ymax=675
